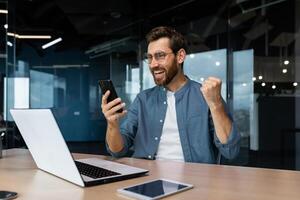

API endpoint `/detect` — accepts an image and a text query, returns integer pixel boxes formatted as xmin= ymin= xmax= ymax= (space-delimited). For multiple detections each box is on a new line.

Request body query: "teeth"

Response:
xmin=154 ymin=71 xmax=164 ymax=74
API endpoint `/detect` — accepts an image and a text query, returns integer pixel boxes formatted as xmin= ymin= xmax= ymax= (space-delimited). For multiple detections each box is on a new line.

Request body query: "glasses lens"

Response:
xmin=144 ymin=53 xmax=152 ymax=63
xmin=155 ymin=52 xmax=166 ymax=61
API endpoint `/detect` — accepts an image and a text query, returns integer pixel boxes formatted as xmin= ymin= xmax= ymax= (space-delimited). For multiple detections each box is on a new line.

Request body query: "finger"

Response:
xmin=110 ymin=103 xmax=126 ymax=113
xmin=102 ymin=90 xmax=110 ymax=105
xmin=105 ymin=98 xmax=122 ymax=111
xmin=200 ymin=85 xmax=208 ymax=95
xmin=106 ymin=102 xmax=126 ymax=116
xmin=103 ymin=97 xmax=121 ymax=112
xmin=207 ymin=76 xmax=220 ymax=81
xmin=203 ymin=79 xmax=218 ymax=88
xmin=206 ymin=77 xmax=222 ymax=84
xmin=108 ymin=110 xmax=127 ymax=121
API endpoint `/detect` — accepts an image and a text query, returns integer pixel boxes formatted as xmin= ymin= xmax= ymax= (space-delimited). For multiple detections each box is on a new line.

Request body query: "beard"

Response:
xmin=151 ymin=58 xmax=179 ymax=86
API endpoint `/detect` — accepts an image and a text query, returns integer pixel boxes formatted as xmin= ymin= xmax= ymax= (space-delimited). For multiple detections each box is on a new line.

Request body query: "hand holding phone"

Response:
xmin=99 ymin=80 xmax=123 ymax=113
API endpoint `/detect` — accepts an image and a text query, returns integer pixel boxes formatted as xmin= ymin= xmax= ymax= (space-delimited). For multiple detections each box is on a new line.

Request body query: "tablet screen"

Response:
xmin=123 ymin=179 xmax=189 ymax=198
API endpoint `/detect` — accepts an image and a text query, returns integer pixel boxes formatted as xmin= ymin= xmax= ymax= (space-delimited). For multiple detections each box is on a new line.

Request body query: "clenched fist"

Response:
xmin=200 ymin=77 xmax=223 ymax=110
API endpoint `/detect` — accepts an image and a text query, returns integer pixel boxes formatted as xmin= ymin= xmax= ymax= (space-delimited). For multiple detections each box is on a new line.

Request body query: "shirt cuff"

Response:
xmin=105 ymin=134 xmax=129 ymax=158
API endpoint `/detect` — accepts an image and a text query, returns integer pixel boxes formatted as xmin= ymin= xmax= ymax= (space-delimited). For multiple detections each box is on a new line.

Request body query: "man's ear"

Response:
xmin=177 ymin=48 xmax=186 ymax=64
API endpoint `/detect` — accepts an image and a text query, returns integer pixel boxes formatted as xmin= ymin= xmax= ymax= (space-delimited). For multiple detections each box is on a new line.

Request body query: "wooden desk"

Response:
xmin=1 ymin=149 xmax=300 ymax=200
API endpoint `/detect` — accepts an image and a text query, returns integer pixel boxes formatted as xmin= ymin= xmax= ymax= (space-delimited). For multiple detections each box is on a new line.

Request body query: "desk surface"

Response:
xmin=1 ymin=149 xmax=300 ymax=200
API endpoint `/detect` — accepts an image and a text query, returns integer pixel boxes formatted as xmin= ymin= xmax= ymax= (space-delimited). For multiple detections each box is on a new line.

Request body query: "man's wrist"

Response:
xmin=209 ymin=101 xmax=224 ymax=112
xmin=107 ymin=121 xmax=119 ymax=130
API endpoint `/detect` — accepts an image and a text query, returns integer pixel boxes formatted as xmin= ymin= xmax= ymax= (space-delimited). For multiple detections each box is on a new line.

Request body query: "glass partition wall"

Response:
xmin=3 ymin=0 xmax=300 ymax=170
xmin=0 ymin=0 xmax=7 ymax=153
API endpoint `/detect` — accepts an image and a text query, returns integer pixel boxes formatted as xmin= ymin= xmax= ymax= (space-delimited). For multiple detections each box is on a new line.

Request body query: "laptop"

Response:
xmin=10 ymin=109 xmax=148 ymax=187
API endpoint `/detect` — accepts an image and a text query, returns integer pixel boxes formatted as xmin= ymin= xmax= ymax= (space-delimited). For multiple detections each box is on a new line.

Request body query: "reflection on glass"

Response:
xmin=126 ymin=64 xmax=140 ymax=103
xmin=185 ymin=49 xmax=227 ymax=99
xmin=233 ymin=49 xmax=254 ymax=149
xmin=4 ymin=77 xmax=29 ymax=121
xmin=142 ymin=60 xmax=155 ymax=90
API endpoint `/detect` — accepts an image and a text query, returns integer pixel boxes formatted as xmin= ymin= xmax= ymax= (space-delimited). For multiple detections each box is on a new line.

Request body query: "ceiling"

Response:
xmin=12 ymin=0 xmax=221 ymax=50
xmin=9 ymin=0 xmax=295 ymax=58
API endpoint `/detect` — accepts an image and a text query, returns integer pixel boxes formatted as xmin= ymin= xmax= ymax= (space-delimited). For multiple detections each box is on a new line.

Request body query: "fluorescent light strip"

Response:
xmin=19 ymin=35 xmax=52 ymax=39
xmin=7 ymin=32 xmax=51 ymax=39
xmin=42 ymin=37 xmax=62 ymax=49
xmin=0 ymin=9 xmax=8 ymax=14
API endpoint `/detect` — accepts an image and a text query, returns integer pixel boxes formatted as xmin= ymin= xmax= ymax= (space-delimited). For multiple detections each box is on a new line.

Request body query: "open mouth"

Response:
xmin=153 ymin=70 xmax=165 ymax=80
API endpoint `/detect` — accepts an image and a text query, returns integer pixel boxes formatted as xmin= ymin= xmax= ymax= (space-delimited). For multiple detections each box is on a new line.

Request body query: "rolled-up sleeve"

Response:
xmin=209 ymin=100 xmax=241 ymax=160
xmin=105 ymin=96 xmax=140 ymax=158
xmin=214 ymin=122 xmax=241 ymax=160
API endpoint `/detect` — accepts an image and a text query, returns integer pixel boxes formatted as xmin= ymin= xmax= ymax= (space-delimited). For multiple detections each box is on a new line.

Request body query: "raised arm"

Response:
xmin=200 ymin=77 xmax=232 ymax=144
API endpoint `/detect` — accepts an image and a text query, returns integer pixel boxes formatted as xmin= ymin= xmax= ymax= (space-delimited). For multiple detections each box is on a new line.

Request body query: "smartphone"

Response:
xmin=117 ymin=179 xmax=193 ymax=200
xmin=99 ymin=80 xmax=123 ymax=113
xmin=0 ymin=191 xmax=18 ymax=200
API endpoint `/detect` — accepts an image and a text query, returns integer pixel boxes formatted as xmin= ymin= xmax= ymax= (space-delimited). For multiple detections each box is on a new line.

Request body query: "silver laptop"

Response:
xmin=10 ymin=109 xmax=148 ymax=187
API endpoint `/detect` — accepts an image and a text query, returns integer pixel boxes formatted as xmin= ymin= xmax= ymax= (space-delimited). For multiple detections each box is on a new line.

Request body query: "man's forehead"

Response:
xmin=147 ymin=38 xmax=171 ymax=53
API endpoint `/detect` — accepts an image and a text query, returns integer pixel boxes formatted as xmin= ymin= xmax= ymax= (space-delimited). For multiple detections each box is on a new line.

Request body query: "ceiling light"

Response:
xmin=215 ymin=61 xmax=220 ymax=66
xmin=252 ymin=77 xmax=256 ymax=81
xmin=0 ymin=9 xmax=8 ymax=14
xmin=258 ymin=75 xmax=263 ymax=80
xmin=200 ymin=77 xmax=204 ymax=82
xmin=242 ymin=83 xmax=247 ymax=86
xmin=272 ymin=85 xmax=276 ymax=89
xmin=7 ymin=32 xmax=51 ymax=39
xmin=293 ymin=82 xmax=298 ymax=87
xmin=261 ymin=82 xmax=266 ymax=87
xmin=4 ymin=24 xmax=8 ymax=29
xmin=282 ymin=69 xmax=287 ymax=73
xmin=42 ymin=37 xmax=62 ymax=49
xmin=19 ymin=35 xmax=51 ymax=39
xmin=189 ymin=54 xmax=195 ymax=58
xmin=7 ymin=41 xmax=12 ymax=47
xmin=284 ymin=60 xmax=289 ymax=65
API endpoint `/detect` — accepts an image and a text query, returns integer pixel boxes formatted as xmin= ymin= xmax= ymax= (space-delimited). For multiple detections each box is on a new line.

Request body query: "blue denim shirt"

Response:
xmin=107 ymin=79 xmax=241 ymax=164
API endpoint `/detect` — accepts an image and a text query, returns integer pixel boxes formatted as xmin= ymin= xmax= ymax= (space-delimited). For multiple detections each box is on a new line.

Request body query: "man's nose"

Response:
xmin=149 ymin=58 xmax=159 ymax=69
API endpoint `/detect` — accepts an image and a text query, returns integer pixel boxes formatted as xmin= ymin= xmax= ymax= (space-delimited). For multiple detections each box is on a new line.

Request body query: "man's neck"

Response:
xmin=165 ymin=74 xmax=187 ymax=92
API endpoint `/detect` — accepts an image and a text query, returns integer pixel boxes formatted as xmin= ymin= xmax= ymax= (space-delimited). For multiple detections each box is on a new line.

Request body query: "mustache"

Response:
xmin=150 ymin=67 xmax=166 ymax=73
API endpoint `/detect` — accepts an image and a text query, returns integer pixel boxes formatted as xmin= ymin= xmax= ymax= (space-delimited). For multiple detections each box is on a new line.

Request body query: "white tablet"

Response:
xmin=117 ymin=179 xmax=193 ymax=200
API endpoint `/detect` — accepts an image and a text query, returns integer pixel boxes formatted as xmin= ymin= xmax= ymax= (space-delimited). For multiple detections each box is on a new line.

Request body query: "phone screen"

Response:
xmin=99 ymin=80 xmax=123 ymax=113
xmin=123 ymin=179 xmax=190 ymax=198
xmin=0 ymin=191 xmax=18 ymax=200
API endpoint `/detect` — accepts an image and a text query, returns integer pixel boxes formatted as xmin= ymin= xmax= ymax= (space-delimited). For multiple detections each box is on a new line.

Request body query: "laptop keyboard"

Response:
xmin=75 ymin=161 xmax=120 ymax=179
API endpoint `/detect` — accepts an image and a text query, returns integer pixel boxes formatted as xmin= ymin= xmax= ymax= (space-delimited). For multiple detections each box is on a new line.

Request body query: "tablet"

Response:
xmin=117 ymin=179 xmax=193 ymax=200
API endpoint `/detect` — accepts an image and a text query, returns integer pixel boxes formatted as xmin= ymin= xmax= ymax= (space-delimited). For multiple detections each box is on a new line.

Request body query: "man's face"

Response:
xmin=147 ymin=38 xmax=179 ymax=86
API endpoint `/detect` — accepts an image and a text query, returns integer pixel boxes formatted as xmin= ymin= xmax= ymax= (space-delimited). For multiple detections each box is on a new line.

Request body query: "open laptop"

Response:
xmin=10 ymin=109 xmax=148 ymax=187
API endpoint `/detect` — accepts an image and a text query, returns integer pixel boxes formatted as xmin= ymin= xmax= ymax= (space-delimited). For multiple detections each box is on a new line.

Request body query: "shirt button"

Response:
xmin=154 ymin=137 xmax=158 ymax=140
xmin=163 ymin=101 xmax=166 ymax=104
xmin=148 ymin=155 xmax=152 ymax=159
xmin=160 ymin=119 xmax=163 ymax=123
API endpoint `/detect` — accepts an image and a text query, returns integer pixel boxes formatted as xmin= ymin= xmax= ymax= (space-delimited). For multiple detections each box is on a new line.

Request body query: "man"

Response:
xmin=101 ymin=26 xmax=240 ymax=164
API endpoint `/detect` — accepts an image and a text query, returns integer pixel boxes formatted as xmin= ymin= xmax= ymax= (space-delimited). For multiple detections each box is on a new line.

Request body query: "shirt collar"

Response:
xmin=158 ymin=76 xmax=191 ymax=99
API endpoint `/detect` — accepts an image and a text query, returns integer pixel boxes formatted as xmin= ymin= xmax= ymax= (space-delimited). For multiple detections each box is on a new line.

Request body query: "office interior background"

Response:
xmin=1 ymin=0 xmax=300 ymax=170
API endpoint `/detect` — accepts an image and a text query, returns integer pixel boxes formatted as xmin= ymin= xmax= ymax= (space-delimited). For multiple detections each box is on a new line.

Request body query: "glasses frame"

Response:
xmin=145 ymin=51 xmax=175 ymax=64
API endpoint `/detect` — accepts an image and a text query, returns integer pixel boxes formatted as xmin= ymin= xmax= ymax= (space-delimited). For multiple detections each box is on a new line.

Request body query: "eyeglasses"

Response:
xmin=145 ymin=51 xmax=174 ymax=64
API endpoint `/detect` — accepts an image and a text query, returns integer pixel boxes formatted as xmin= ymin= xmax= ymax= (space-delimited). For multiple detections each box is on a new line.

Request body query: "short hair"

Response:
xmin=146 ymin=26 xmax=187 ymax=53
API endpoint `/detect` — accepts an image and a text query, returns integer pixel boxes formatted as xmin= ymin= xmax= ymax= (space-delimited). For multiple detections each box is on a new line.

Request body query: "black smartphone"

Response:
xmin=0 ymin=191 xmax=18 ymax=200
xmin=99 ymin=80 xmax=123 ymax=113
